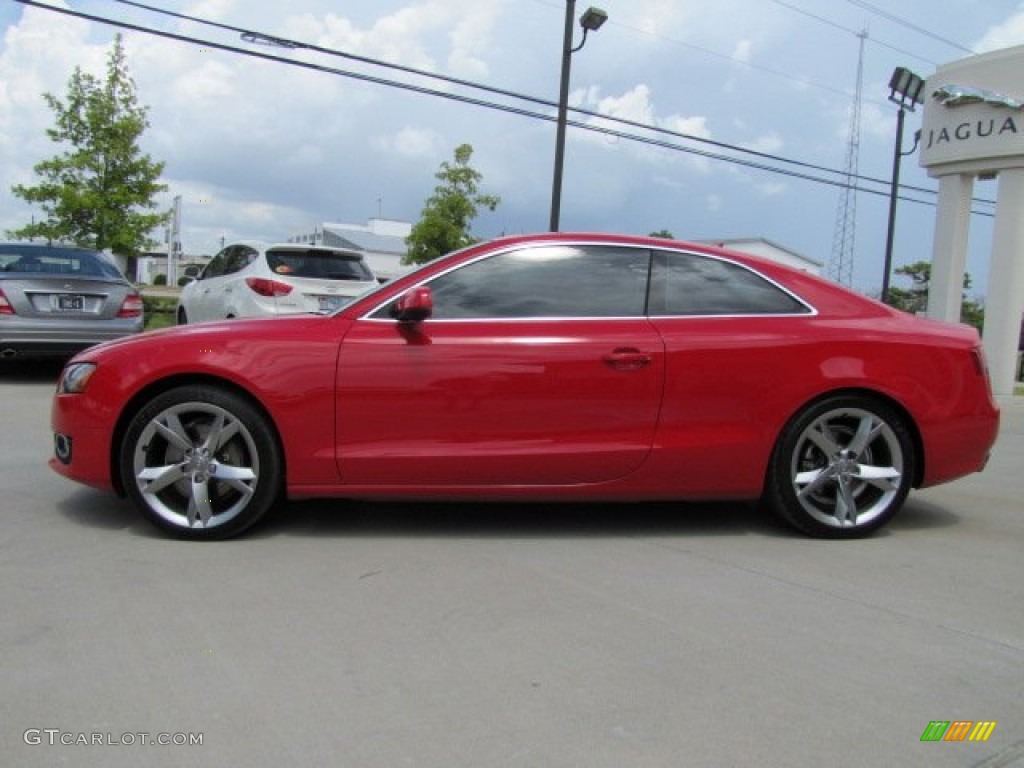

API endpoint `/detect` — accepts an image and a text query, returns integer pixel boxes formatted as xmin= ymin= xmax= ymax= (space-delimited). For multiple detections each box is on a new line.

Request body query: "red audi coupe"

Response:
xmin=50 ymin=233 xmax=999 ymax=540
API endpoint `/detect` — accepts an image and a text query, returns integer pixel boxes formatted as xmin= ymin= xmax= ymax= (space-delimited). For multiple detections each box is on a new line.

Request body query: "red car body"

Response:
xmin=50 ymin=234 xmax=999 ymax=538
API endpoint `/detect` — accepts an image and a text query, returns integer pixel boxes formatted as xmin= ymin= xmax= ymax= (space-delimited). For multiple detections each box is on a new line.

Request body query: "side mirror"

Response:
xmin=391 ymin=286 xmax=433 ymax=323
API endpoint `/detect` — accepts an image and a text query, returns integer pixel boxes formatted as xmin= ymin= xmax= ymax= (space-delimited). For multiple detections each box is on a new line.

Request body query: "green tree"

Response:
xmin=9 ymin=35 xmax=168 ymax=254
xmin=649 ymin=229 xmax=675 ymax=239
xmin=404 ymin=143 xmax=500 ymax=265
xmin=886 ymin=261 xmax=985 ymax=331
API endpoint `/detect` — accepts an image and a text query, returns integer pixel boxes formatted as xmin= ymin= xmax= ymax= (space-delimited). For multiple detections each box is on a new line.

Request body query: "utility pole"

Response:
xmin=168 ymin=195 xmax=182 ymax=285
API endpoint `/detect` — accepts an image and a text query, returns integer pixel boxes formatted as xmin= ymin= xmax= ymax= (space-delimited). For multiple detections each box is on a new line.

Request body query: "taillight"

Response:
xmin=0 ymin=288 xmax=16 ymax=315
xmin=245 ymin=277 xmax=293 ymax=297
xmin=971 ymin=345 xmax=991 ymax=384
xmin=117 ymin=292 xmax=143 ymax=318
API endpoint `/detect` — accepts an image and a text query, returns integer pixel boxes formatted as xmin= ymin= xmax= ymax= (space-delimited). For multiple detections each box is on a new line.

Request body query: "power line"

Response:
xmin=844 ymin=0 xmax=976 ymax=54
xmin=10 ymin=0 xmax=995 ymax=218
xmin=765 ymin=0 xmax=941 ymax=65
xmin=100 ymin=0 xmax=941 ymax=198
xmin=105 ymin=0 xmax=877 ymax=183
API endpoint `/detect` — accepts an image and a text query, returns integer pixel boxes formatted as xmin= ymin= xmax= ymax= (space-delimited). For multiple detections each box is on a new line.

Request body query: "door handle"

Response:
xmin=602 ymin=347 xmax=652 ymax=371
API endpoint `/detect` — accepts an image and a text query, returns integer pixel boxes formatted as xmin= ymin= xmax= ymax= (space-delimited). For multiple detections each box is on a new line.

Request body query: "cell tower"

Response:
xmin=828 ymin=29 xmax=868 ymax=287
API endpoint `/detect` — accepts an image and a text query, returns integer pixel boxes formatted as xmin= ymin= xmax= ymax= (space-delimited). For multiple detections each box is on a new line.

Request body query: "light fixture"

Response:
xmin=579 ymin=7 xmax=608 ymax=32
xmin=881 ymin=66 xmax=924 ymax=303
xmin=888 ymin=67 xmax=925 ymax=111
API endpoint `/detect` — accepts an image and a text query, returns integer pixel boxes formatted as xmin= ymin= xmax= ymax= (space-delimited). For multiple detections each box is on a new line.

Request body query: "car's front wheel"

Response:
xmin=120 ymin=385 xmax=282 ymax=539
xmin=176 ymin=307 xmax=188 ymax=325
xmin=765 ymin=395 xmax=916 ymax=538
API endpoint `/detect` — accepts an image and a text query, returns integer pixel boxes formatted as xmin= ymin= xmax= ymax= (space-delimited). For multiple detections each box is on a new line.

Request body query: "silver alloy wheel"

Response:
xmin=789 ymin=406 xmax=904 ymax=530
xmin=132 ymin=401 xmax=260 ymax=530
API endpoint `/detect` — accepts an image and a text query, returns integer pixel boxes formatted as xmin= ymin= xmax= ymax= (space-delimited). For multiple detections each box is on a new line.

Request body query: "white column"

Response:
xmin=927 ymin=173 xmax=974 ymax=322
xmin=984 ymin=168 xmax=1024 ymax=396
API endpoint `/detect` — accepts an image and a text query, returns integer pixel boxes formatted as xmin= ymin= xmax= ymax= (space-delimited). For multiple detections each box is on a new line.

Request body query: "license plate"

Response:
xmin=57 ymin=295 xmax=85 ymax=311
xmin=318 ymin=295 xmax=345 ymax=312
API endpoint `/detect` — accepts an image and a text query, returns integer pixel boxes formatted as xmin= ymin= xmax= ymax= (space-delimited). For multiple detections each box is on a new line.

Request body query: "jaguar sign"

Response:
xmin=918 ymin=43 xmax=1024 ymax=398
xmin=921 ymin=82 xmax=1024 ymax=169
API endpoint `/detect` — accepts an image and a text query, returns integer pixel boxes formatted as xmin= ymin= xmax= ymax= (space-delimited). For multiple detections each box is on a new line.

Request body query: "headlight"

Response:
xmin=58 ymin=362 xmax=97 ymax=394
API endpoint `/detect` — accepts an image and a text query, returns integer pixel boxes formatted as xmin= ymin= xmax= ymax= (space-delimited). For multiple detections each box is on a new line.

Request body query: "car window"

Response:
xmin=202 ymin=250 xmax=229 ymax=279
xmin=387 ymin=245 xmax=650 ymax=320
xmin=0 ymin=247 xmax=122 ymax=279
xmin=225 ymin=246 xmax=258 ymax=275
xmin=649 ymin=250 xmax=810 ymax=316
xmin=266 ymin=248 xmax=374 ymax=281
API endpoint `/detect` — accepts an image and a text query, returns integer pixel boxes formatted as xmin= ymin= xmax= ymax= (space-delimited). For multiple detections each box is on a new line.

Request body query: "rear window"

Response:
xmin=265 ymin=248 xmax=373 ymax=281
xmin=0 ymin=247 xmax=123 ymax=279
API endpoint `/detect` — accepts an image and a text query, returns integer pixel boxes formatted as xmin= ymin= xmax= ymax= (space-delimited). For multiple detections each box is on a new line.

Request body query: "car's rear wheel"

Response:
xmin=120 ymin=385 xmax=281 ymax=540
xmin=177 ymin=308 xmax=188 ymax=325
xmin=765 ymin=395 xmax=915 ymax=538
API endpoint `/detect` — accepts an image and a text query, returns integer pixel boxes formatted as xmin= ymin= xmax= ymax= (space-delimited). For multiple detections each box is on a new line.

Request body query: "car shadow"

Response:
xmin=0 ymin=358 xmax=66 ymax=383
xmin=254 ymin=498 xmax=801 ymax=540
xmin=55 ymin=488 xmax=162 ymax=538
xmin=886 ymin=497 xmax=961 ymax=531
xmin=53 ymin=488 xmax=962 ymax=540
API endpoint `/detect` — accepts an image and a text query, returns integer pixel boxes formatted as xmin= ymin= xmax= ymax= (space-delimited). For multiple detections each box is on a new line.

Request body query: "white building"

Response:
xmin=133 ymin=252 xmax=211 ymax=285
xmin=698 ymin=237 xmax=823 ymax=275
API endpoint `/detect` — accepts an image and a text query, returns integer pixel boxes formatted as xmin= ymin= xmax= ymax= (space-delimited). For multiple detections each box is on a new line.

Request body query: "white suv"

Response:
xmin=177 ymin=241 xmax=378 ymax=323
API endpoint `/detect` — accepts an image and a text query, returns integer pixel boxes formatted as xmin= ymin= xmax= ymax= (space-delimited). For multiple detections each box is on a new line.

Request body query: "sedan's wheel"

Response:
xmin=766 ymin=395 xmax=915 ymax=538
xmin=177 ymin=308 xmax=188 ymax=325
xmin=120 ymin=386 xmax=281 ymax=539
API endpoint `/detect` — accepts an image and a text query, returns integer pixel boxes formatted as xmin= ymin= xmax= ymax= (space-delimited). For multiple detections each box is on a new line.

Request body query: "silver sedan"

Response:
xmin=0 ymin=243 xmax=144 ymax=359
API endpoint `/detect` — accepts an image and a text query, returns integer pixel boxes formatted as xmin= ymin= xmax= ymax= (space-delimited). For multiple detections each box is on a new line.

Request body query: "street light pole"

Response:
xmin=549 ymin=0 xmax=576 ymax=233
xmin=881 ymin=67 xmax=925 ymax=304
xmin=549 ymin=4 xmax=607 ymax=232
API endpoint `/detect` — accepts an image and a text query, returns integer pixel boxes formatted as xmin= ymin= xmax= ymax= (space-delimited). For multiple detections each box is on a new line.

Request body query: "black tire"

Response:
xmin=119 ymin=385 xmax=282 ymax=540
xmin=177 ymin=308 xmax=188 ymax=325
xmin=764 ymin=394 xmax=916 ymax=538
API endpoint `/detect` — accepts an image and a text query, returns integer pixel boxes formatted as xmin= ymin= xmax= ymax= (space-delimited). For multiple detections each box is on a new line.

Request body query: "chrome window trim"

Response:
xmin=359 ymin=241 xmax=819 ymax=322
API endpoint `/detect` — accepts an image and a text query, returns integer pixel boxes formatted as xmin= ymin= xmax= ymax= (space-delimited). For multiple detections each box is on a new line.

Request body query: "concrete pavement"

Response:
xmin=2 ymin=362 xmax=1022 ymax=767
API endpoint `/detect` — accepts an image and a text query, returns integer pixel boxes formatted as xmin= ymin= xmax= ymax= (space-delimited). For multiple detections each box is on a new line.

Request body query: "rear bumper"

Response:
xmin=1 ymin=318 xmax=143 ymax=357
xmin=919 ymin=406 xmax=1000 ymax=487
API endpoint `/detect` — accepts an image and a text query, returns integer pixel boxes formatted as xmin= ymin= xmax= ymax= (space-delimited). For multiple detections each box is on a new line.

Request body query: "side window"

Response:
xmin=202 ymin=250 xmax=229 ymax=279
xmin=225 ymin=246 xmax=258 ymax=274
xmin=649 ymin=250 xmax=810 ymax=316
xmin=386 ymin=245 xmax=650 ymax=319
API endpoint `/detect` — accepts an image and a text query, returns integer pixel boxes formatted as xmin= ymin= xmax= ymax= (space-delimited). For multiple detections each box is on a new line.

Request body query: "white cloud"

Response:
xmin=447 ymin=2 xmax=505 ymax=78
xmin=742 ymin=132 xmax=783 ymax=154
xmin=621 ymin=0 xmax=694 ymax=37
xmin=732 ymin=39 xmax=754 ymax=65
xmin=974 ymin=8 xmax=1024 ymax=52
xmin=571 ymin=84 xmax=713 ymax=171
xmin=372 ymin=127 xmax=443 ymax=157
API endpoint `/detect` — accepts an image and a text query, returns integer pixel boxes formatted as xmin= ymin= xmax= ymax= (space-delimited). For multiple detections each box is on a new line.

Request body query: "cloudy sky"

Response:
xmin=2 ymin=0 xmax=1023 ymax=294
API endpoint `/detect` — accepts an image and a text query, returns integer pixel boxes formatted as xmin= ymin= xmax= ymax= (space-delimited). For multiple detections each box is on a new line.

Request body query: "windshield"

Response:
xmin=265 ymin=248 xmax=374 ymax=281
xmin=0 ymin=246 xmax=124 ymax=279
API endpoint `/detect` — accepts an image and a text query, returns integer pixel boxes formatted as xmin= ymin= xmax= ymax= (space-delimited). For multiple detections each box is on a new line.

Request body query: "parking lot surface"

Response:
xmin=2 ymin=360 xmax=1022 ymax=768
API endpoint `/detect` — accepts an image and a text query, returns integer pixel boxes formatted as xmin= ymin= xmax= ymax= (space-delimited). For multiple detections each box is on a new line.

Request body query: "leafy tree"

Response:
xmin=9 ymin=35 xmax=168 ymax=254
xmin=886 ymin=261 xmax=985 ymax=331
xmin=404 ymin=143 xmax=500 ymax=265
xmin=649 ymin=229 xmax=675 ymax=239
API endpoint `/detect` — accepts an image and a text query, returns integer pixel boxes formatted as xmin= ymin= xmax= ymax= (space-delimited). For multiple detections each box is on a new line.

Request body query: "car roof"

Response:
xmin=0 ymin=241 xmax=104 ymax=254
xmin=224 ymin=240 xmax=365 ymax=259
